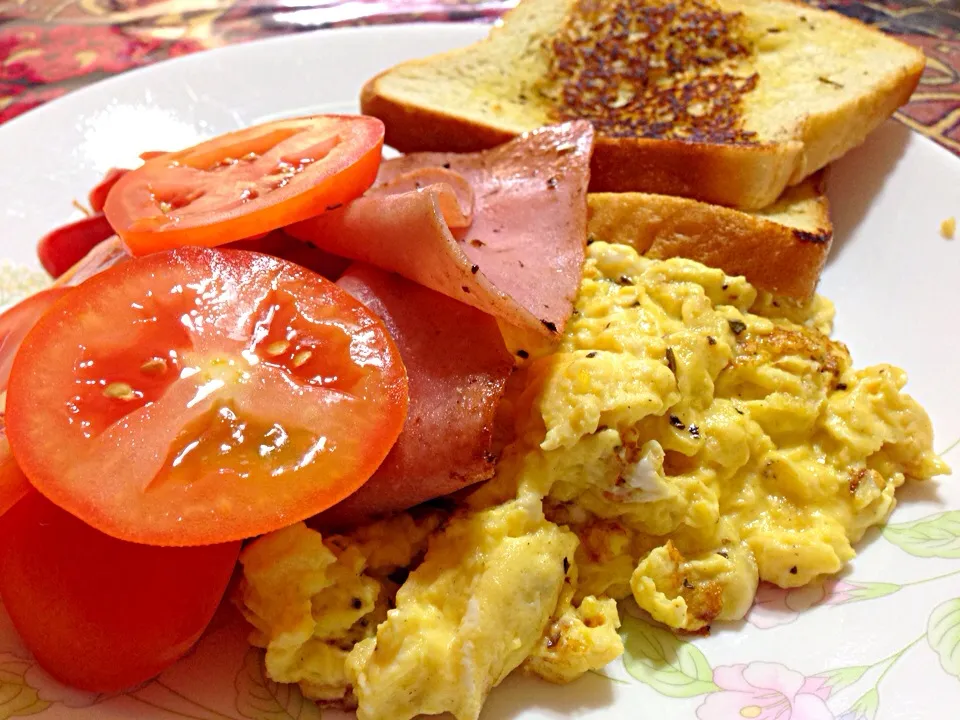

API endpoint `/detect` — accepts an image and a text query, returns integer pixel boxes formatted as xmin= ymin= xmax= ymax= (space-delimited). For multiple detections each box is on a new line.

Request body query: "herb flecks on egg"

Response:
xmin=238 ymin=242 xmax=948 ymax=720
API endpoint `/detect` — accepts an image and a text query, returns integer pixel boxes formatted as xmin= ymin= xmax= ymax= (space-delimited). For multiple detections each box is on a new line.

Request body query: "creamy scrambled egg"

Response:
xmin=237 ymin=242 xmax=949 ymax=720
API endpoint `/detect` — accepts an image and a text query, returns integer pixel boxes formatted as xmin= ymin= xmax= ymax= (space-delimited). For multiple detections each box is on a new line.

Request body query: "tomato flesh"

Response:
xmin=88 ymin=168 xmax=129 ymax=213
xmin=0 ymin=288 xmax=73 ymax=516
xmin=0 ymin=491 xmax=239 ymax=692
xmin=104 ymin=116 xmax=384 ymax=255
xmin=0 ymin=286 xmax=71 ymax=392
xmin=0 ymin=439 xmax=28 ymax=518
xmin=6 ymin=247 xmax=408 ymax=546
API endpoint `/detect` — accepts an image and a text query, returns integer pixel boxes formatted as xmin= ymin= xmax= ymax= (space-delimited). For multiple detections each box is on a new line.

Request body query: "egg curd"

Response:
xmin=237 ymin=241 xmax=949 ymax=720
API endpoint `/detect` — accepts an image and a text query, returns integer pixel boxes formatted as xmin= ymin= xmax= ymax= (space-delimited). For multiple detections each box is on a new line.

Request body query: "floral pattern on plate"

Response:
xmin=0 ymin=22 xmax=957 ymax=720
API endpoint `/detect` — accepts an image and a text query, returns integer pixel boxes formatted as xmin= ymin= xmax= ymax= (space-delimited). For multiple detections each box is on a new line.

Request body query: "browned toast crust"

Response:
xmin=588 ymin=135 xmax=798 ymax=205
xmin=361 ymin=78 xmax=799 ymax=207
xmin=360 ymin=0 xmax=924 ymax=209
xmin=586 ymin=173 xmax=832 ymax=300
xmin=361 ymin=77 xmax=516 ymax=153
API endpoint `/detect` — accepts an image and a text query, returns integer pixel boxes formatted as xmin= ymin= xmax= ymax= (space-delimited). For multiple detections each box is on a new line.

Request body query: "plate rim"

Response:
xmin=0 ymin=20 xmax=957 ymax=720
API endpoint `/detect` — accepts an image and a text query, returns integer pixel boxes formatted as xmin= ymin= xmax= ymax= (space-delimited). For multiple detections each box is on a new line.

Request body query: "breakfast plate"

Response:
xmin=0 ymin=22 xmax=959 ymax=720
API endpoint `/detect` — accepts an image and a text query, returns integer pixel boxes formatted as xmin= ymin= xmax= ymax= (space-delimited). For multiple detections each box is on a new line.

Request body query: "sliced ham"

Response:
xmin=369 ymin=167 xmax=474 ymax=229
xmin=318 ymin=262 xmax=514 ymax=527
xmin=227 ymin=231 xmax=351 ymax=280
xmin=286 ymin=121 xmax=594 ymax=340
xmin=288 ymin=185 xmax=550 ymax=336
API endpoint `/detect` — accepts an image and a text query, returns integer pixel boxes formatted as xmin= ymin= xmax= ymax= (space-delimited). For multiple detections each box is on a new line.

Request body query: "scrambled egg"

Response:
xmin=238 ymin=242 xmax=949 ymax=720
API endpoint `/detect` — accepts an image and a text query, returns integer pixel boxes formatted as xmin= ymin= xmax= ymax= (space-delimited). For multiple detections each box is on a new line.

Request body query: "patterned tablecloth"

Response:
xmin=0 ymin=0 xmax=958 ymax=155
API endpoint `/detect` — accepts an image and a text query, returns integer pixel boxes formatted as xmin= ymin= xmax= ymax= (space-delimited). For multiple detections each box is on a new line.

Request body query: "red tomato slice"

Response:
xmin=37 ymin=214 xmax=115 ymax=278
xmin=57 ymin=236 xmax=130 ymax=287
xmin=88 ymin=168 xmax=129 ymax=213
xmin=6 ymin=247 xmax=407 ymax=546
xmin=87 ymin=155 xmax=167 ymax=213
xmin=0 ymin=288 xmax=73 ymax=517
xmin=0 ymin=490 xmax=240 ymax=692
xmin=104 ymin=116 xmax=384 ymax=255
xmin=0 ymin=438 xmax=29 ymax=518
xmin=0 ymin=286 xmax=72 ymax=392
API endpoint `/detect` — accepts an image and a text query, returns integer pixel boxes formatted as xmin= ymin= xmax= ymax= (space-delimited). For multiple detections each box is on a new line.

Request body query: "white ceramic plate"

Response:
xmin=1 ymin=23 xmax=959 ymax=720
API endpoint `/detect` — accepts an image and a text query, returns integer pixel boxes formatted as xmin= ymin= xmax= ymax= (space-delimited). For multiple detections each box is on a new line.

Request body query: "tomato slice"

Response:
xmin=0 ymin=288 xmax=73 ymax=517
xmin=6 ymin=247 xmax=408 ymax=546
xmin=56 ymin=236 xmax=130 ymax=287
xmin=0 ymin=438 xmax=29 ymax=518
xmin=0 ymin=286 xmax=72 ymax=392
xmin=0 ymin=490 xmax=239 ymax=692
xmin=88 ymin=168 xmax=129 ymax=213
xmin=104 ymin=116 xmax=384 ymax=255
xmin=87 ymin=154 xmax=167 ymax=213
xmin=37 ymin=214 xmax=115 ymax=278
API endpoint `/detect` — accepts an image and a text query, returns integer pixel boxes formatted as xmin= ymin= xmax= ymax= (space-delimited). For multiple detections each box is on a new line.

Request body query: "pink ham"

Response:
xmin=227 ymin=231 xmax=351 ymax=280
xmin=317 ymin=262 xmax=514 ymax=527
xmin=286 ymin=121 xmax=594 ymax=340
xmin=369 ymin=166 xmax=474 ymax=229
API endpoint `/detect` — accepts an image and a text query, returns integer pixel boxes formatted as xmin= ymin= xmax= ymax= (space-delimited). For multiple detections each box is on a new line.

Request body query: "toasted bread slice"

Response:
xmin=587 ymin=171 xmax=831 ymax=299
xmin=361 ymin=0 xmax=924 ymax=209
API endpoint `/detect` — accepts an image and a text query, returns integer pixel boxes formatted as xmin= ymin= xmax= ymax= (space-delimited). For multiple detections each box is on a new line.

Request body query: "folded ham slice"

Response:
xmin=228 ymin=231 xmax=351 ymax=280
xmin=286 ymin=121 xmax=594 ymax=340
xmin=318 ymin=262 xmax=514 ymax=527
xmin=369 ymin=166 xmax=474 ymax=229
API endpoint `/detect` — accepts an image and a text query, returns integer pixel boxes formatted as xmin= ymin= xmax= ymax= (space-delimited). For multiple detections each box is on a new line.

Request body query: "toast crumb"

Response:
xmin=540 ymin=0 xmax=759 ymax=143
xmin=941 ymin=216 xmax=956 ymax=240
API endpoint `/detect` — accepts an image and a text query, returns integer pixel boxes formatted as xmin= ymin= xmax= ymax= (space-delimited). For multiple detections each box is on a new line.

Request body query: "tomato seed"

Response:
xmin=291 ymin=350 xmax=312 ymax=368
xmin=103 ymin=382 xmax=136 ymax=401
xmin=265 ymin=341 xmax=290 ymax=357
xmin=140 ymin=358 xmax=168 ymax=375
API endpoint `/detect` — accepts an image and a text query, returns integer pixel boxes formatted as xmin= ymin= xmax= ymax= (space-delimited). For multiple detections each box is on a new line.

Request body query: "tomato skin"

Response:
xmin=87 ymin=156 xmax=167 ymax=214
xmin=104 ymin=116 xmax=384 ymax=255
xmin=0 ymin=439 xmax=29 ymax=518
xmin=0 ymin=287 xmax=72 ymax=392
xmin=7 ymin=247 xmax=408 ymax=546
xmin=0 ymin=288 xmax=73 ymax=518
xmin=56 ymin=236 xmax=130 ymax=287
xmin=37 ymin=214 xmax=115 ymax=278
xmin=88 ymin=168 xmax=129 ymax=213
xmin=0 ymin=491 xmax=240 ymax=692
